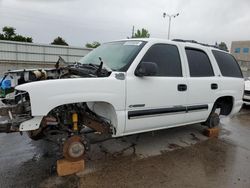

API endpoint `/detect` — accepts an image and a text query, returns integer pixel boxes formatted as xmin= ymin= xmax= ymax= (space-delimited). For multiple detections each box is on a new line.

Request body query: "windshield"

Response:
xmin=79 ymin=41 xmax=146 ymax=71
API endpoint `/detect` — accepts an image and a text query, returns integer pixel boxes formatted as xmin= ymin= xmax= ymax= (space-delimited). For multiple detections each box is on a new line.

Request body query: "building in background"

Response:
xmin=0 ymin=40 xmax=91 ymax=75
xmin=231 ymin=40 xmax=250 ymax=77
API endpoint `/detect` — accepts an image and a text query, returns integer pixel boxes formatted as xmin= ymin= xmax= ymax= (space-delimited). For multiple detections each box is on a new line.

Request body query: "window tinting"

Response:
xmin=185 ymin=48 xmax=214 ymax=77
xmin=212 ymin=50 xmax=243 ymax=78
xmin=141 ymin=44 xmax=182 ymax=77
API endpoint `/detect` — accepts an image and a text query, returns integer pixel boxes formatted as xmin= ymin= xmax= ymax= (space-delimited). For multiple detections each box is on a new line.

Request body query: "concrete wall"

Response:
xmin=0 ymin=40 xmax=92 ymax=75
xmin=231 ymin=41 xmax=250 ymax=77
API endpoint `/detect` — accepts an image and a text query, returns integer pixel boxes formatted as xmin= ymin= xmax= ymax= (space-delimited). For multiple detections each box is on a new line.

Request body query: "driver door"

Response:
xmin=125 ymin=43 xmax=188 ymax=134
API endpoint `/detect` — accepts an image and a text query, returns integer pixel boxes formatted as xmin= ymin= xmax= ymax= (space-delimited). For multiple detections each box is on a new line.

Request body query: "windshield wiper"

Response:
xmin=98 ymin=57 xmax=112 ymax=72
xmin=72 ymin=57 xmax=112 ymax=77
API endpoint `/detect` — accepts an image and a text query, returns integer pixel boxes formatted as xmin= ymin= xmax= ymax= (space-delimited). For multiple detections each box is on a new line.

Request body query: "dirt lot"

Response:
xmin=1 ymin=108 xmax=250 ymax=188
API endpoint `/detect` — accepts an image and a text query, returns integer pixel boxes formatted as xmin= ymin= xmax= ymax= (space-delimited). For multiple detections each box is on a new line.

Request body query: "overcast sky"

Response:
xmin=0 ymin=0 xmax=249 ymax=47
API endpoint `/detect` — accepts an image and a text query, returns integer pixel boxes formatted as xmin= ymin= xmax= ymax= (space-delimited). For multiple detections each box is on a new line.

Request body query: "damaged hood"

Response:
xmin=15 ymin=72 xmax=125 ymax=116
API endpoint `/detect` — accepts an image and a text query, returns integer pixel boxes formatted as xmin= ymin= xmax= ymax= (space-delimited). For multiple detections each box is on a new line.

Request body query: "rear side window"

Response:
xmin=212 ymin=50 xmax=243 ymax=78
xmin=185 ymin=48 xmax=214 ymax=77
xmin=141 ymin=44 xmax=182 ymax=77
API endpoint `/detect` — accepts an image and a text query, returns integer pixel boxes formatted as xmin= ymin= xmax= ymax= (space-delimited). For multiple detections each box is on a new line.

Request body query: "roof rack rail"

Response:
xmin=172 ymin=39 xmax=198 ymax=43
xmin=172 ymin=39 xmax=225 ymax=51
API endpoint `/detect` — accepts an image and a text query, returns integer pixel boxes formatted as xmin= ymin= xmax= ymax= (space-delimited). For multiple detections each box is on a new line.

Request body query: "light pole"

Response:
xmin=163 ymin=12 xmax=179 ymax=39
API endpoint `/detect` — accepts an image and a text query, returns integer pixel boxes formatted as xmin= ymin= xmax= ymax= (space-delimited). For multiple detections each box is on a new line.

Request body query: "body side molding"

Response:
xmin=128 ymin=104 xmax=209 ymax=119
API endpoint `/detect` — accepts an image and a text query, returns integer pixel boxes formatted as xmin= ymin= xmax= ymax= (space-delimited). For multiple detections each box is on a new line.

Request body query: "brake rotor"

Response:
xmin=63 ymin=135 xmax=85 ymax=161
xmin=208 ymin=113 xmax=220 ymax=128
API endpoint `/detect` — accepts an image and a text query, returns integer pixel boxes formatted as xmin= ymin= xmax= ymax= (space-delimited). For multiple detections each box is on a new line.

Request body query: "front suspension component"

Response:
xmin=72 ymin=112 xmax=78 ymax=132
xmin=63 ymin=135 xmax=89 ymax=161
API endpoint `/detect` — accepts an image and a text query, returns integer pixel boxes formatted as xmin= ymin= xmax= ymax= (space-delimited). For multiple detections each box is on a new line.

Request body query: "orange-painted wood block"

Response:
xmin=57 ymin=158 xmax=85 ymax=176
xmin=203 ymin=127 xmax=220 ymax=138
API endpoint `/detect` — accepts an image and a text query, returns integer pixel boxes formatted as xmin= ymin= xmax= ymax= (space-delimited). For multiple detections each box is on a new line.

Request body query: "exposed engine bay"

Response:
xmin=0 ymin=57 xmax=113 ymax=161
xmin=1 ymin=56 xmax=111 ymax=98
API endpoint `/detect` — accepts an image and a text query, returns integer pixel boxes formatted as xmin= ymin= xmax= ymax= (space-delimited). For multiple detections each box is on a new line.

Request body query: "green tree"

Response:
xmin=13 ymin=35 xmax=33 ymax=42
xmin=2 ymin=26 xmax=16 ymax=39
xmin=0 ymin=33 xmax=4 ymax=40
xmin=51 ymin=37 xmax=68 ymax=46
xmin=218 ymin=42 xmax=228 ymax=51
xmin=26 ymin=37 xmax=33 ymax=43
xmin=133 ymin=28 xmax=150 ymax=38
xmin=85 ymin=41 xmax=101 ymax=48
xmin=0 ymin=26 xmax=33 ymax=42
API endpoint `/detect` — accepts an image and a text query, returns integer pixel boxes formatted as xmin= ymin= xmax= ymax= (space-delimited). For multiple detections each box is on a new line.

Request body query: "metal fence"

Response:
xmin=0 ymin=40 xmax=91 ymax=64
xmin=0 ymin=40 xmax=92 ymax=75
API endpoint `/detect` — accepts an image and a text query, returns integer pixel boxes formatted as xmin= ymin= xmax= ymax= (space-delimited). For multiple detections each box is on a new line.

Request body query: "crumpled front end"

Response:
xmin=0 ymin=91 xmax=32 ymax=133
xmin=0 ymin=58 xmax=113 ymax=133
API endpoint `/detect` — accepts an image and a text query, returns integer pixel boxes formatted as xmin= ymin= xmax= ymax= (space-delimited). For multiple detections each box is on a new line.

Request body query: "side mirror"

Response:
xmin=135 ymin=62 xmax=158 ymax=77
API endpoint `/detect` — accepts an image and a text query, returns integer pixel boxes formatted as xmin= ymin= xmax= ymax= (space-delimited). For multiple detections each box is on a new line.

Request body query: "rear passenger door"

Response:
xmin=185 ymin=47 xmax=218 ymax=123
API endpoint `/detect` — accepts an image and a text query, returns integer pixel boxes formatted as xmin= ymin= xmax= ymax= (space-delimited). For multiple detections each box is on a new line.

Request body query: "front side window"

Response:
xmin=185 ymin=48 xmax=214 ymax=77
xmin=140 ymin=44 xmax=182 ymax=77
xmin=212 ymin=50 xmax=243 ymax=78
xmin=79 ymin=41 xmax=146 ymax=71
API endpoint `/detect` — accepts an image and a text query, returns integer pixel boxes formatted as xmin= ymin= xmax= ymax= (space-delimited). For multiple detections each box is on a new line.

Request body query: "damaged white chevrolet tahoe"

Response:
xmin=0 ymin=38 xmax=244 ymax=161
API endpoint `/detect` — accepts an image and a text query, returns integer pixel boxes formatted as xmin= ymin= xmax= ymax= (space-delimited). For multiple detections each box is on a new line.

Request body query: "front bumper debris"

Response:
xmin=0 ymin=100 xmax=31 ymax=133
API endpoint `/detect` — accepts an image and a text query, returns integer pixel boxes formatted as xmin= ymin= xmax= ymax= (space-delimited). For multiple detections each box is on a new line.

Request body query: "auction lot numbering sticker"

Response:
xmin=124 ymin=41 xmax=143 ymax=46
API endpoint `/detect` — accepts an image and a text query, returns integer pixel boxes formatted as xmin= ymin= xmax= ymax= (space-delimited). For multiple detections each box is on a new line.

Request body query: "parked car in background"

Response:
xmin=243 ymin=77 xmax=250 ymax=105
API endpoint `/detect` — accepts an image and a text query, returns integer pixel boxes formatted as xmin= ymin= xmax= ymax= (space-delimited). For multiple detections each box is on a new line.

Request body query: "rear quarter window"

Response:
xmin=212 ymin=50 xmax=243 ymax=78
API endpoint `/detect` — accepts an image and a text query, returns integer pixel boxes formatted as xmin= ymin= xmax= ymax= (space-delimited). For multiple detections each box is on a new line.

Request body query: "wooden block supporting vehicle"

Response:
xmin=203 ymin=112 xmax=220 ymax=137
xmin=57 ymin=158 xmax=85 ymax=176
xmin=203 ymin=127 xmax=220 ymax=138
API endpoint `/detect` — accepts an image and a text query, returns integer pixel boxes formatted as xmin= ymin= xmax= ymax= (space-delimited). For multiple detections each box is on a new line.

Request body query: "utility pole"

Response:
xmin=163 ymin=13 xmax=179 ymax=39
xmin=132 ymin=25 xmax=135 ymax=38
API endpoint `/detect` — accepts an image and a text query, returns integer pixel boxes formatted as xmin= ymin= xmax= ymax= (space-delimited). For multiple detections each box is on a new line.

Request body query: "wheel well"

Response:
xmin=86 ymin=101 xmax=118 ymax=128
xmin=47 ymin=101 xmax=118 ymax=128
xmin=213 ymin=96 xmax=234 ymax=115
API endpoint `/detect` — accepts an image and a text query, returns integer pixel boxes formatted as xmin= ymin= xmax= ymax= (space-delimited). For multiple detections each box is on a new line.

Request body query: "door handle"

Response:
xmin=178 ymin=84 xmax=187 ymax=91
xmin=211 ymin=83 xmax=218 ymax=90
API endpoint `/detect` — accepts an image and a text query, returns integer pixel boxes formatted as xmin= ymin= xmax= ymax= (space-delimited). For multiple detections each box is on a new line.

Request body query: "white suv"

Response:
xmin=0 ymin=38 xmax=244 ymax=161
